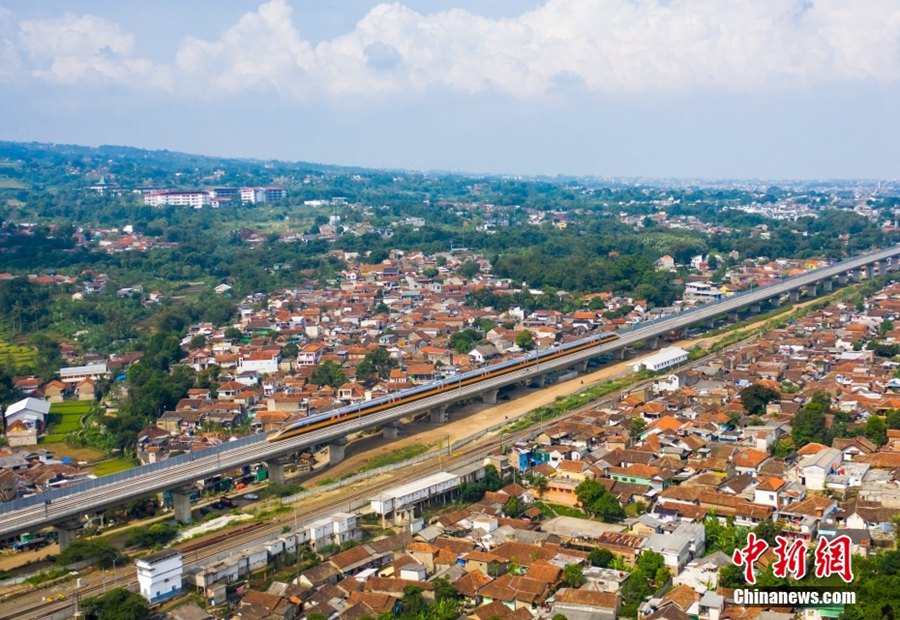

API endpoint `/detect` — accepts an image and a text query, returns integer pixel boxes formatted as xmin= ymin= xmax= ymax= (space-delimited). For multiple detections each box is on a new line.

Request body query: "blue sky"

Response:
xmin=1 ymin=0 xmax=899 ymax=179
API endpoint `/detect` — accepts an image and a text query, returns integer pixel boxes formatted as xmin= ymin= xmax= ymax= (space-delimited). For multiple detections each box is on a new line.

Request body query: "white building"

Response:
xmin=800 ymin=448 xmax=843 ymax=491
xmin=631 ymin=347 xmax=689 ymax=373
xmin=59 ymin=362 xmax=110 ymax=383
xmin=370 ymin=471 xmax=458 ymax=517
xmin=144 ymin=191 xmax=211 ymax=208
xmin=684 ymin=281 xmax=722 ymax=303
xmin=237 ymin=351 xmax=280 ymax=375
xmin=3 ymin=397 xmax=50 ymax=431
xmin=136 ymin=550 xmax=183 ymax=603
xmin=240 ymin=186 xmax=286 ymax=204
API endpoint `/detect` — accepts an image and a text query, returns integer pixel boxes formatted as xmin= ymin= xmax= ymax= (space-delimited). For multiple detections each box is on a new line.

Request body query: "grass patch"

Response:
xmin=503 ymin=377 xmax=633 ymax=434
xmin=93 ymin=457 xmax=136 ymax=476
xmin=358 ymin=444 xmax=430 ymax=472
xmin=535 ymin=501 xmax=586 ymax=519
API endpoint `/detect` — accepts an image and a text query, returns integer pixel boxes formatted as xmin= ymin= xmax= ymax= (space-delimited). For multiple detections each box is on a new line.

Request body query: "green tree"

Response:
xmin=637 ymin=550 xmax=664 ymax=577
xmin=620 ymin=568 xmax=652 ymax=617
xmin=772 ymin=437 xmax=794 ymax=458
xmin=224 ymin=326 xmax=243 ymax=340
xmin=309 ymin=360 xmax=346 ymax=388
xmin=589 ymin=547 xmax=614 ymax=568
xmin=281 ymin=342 xmax=299 ymax=359
xmin=82 ymin=588 xmax=149 ymax=620
xmin=125 ymin=523 xmax=177 ymax=548
xmin=432 ymin=577 xmax=458 ymax=602
xmin=457 ymin=260 xmax=481 ymax=279
xmin=563 ymin=563 xmax=586 ymax=588
xmin=449 ymin=328 xmax=482 ymax=353
xmin=515 ymin=330 xmax=535 ymax=350
xmin=400 ymin=585 xmax=427 ymax=616
xmin=629 ymin=417 xmax=647 ymax=438
xmin=753 ymin=519 xmax=780 ymax=546
xmin=864 ymin=415 xmax=888 ymax=447
xmin=594 ymin=494 xmax=626 ymax=522
xmin=791 ymin=391 xmax=831 ymax=446
xmin=718 ymin=563 xmax=746 ymax=588
xmin=655 ymin=566 xmax=672 ymax=586
xmin=357 ymin=347 xmax=397 ymax=382
xmin=57 ymin=538 xmax=120 ymax=569
xmin=888 ymin=409 xmax=900 ymax=430
xmin=503 ymin=496 xmax=524 ymax=518
xmin=484 ymin=465 xmax=502 ymax=491
xmin=576 ymin=479 xmax=625 ymax=522
xmin=740 ymin=383 xmax=780 ymax=416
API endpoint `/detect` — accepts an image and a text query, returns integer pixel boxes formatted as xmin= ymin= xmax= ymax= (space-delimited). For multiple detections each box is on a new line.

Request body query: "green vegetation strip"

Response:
xmin=49 ymin=401 xmax=92 ymax=414
xmin=93 ymin=457 xmax=136 ymax=476
xmin=535 ymin=501 xmax=586 ymax=519
xmin=358 ymin=444 xmax=431 ymax=472
xmin=502 ymin=378 xmax=632 ymax=434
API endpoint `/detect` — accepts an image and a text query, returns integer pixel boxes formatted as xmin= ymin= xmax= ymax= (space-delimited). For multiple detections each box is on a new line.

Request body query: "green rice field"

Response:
xmin=42 ymin=401 xmax=91 ymax=443
xmin=0 ymin=342 xmax=37 ymax=371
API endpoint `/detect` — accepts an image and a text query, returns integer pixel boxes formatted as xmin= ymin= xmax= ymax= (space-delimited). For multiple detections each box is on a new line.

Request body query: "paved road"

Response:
xmin=0 ymin=244 xmax=896 ymax=539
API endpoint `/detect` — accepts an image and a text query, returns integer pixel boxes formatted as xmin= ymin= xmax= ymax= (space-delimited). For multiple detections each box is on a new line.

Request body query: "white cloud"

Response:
xmin=16 ymin=11 xmax=169 ymax=87
xmin=5 ymin=0 xmax=900 ymax=97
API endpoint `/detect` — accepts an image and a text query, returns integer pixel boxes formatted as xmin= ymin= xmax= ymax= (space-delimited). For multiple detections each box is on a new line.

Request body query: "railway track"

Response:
xmin=0 ymin=342 xmax=740 ymax=620
xmin=0 ymin=402 xmax=591 ymax=620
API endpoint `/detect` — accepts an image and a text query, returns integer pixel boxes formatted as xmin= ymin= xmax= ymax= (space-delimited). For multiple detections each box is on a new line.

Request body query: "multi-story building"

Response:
xmin=240 ymin=186 xmax=286 ymax=205
xmin=144 ymin=191 xmax=211 ymax=208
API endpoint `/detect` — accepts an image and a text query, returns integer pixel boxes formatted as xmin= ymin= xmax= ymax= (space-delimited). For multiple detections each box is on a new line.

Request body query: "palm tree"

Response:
xmin=533 ymin=475 xmax=548 ymax=500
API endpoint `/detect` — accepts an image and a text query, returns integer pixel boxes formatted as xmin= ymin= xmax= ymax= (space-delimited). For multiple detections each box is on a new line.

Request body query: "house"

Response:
xmin=643 ymin=522 xmax=705 ymax=573
xmin=551 ymin=588 xmax=620 ymax=620
xmin=238 ymin=350 xmax=280 ymax=375
xmin=76 ymin=378 xmax=96 ymax=401
xmin=328 ymin=544 xmax=393 ymax=576
xmin=800 ymin=448 xmax=843 ymax=491
xmin=136 ymin=550 xmax=183 ymax=603
xmin=469 ymin=344 xmax=500 ymax=365
xmin=732 ymin=448 xmax=770 ymax=476
xmin=43 ymin=380 xmax=69 ymax=403
xmin=754 ymin=476 xmax=787 ymax=509
xmin=297 ymin=343 xmax=325 ymax=366
xmin=4 ymin=397 xmax=50 ymax=433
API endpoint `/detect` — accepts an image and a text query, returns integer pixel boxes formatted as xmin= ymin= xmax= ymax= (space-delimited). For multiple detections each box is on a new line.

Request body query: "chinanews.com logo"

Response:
xmin=731 ymin=533 xmax=857 ymax=607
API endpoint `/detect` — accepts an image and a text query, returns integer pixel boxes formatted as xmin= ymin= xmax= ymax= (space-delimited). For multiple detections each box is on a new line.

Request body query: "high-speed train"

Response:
xmin=266 ymin=330 xmax=619 ymax=442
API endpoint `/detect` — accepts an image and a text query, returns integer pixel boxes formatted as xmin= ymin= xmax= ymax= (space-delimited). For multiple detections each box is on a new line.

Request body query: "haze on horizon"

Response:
xmin=1 ymin=0 xmax=899 ymax=180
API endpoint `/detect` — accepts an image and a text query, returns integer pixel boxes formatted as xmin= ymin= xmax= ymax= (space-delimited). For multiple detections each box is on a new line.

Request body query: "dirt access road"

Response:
xmin=295 ymin=326 xmax=745 ymax=487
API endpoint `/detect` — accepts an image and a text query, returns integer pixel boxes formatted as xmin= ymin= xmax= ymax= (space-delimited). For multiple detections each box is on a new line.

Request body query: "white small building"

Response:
xmin=631 ymin=347 xmax=689 ymax=373
xmin=370 ymin=471 xmax=458 ymax=517
xmin=238 ymin=351 xmax=280 ymax=375
xmin=4 ymin=397 xmax=50 ymax=431
xmin=330 ymin=512 xmax=359 ymax=546
xmin=136 ymin=550 xmax=183 ymax=604
xmin=800 ymin=448 xmax=843 ymax=491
